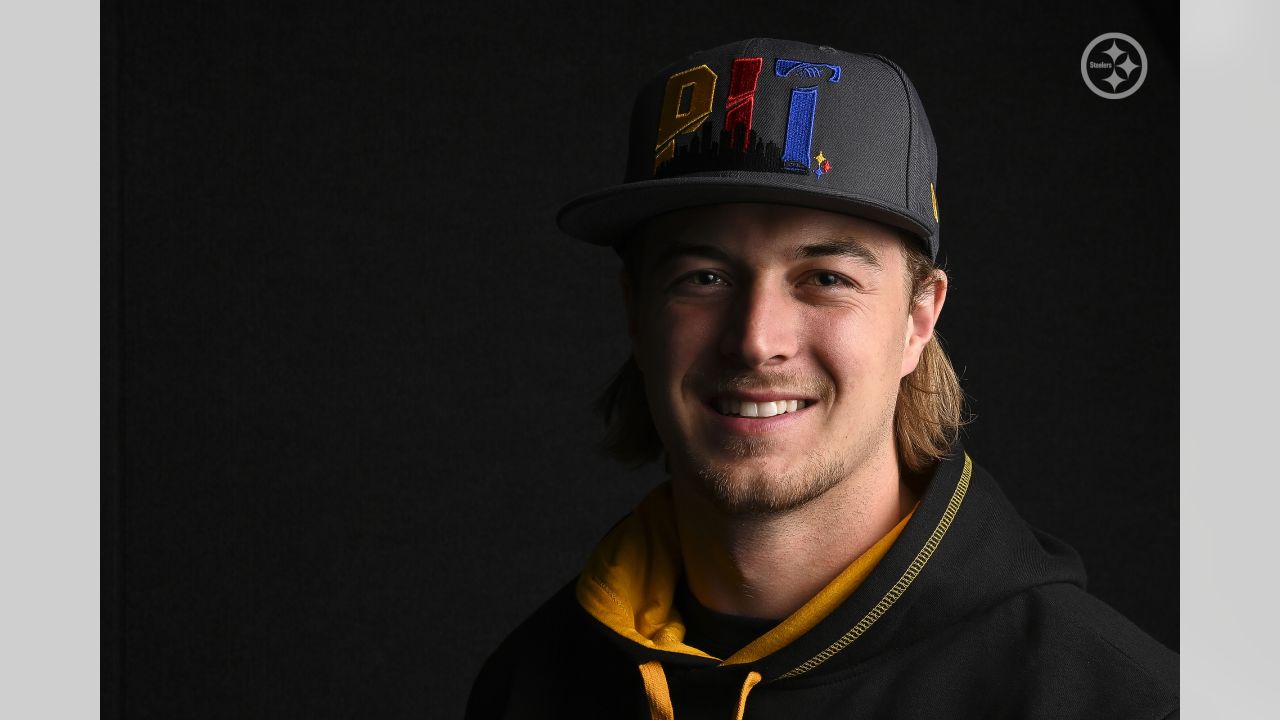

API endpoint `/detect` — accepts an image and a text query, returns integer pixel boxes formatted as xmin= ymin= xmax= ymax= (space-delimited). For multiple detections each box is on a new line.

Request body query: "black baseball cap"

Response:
xmin=556 ymin=37 xmax=942 ymax=260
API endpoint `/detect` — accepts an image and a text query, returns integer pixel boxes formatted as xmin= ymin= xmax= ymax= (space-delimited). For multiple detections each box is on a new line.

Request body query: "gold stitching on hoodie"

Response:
xmin=778 ymin=454 xmax=972 ymax=680
xmin=591 ymin=573 xmax=626 ymax=612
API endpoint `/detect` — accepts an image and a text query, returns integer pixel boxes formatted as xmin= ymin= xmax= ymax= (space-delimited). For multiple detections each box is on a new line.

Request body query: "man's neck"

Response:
xmin=670 ymin=446 xmax=921 ymax=620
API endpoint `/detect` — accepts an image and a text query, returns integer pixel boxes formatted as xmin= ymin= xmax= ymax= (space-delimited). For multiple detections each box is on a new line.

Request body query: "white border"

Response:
xmin=1181 ymin=0 xmax=1280 ymax=715
xmin=0 ymin=1 xmax=101 ymax=717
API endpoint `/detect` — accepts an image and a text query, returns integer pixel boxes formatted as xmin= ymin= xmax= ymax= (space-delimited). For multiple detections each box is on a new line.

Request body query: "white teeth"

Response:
xmin=716 ymin=398 xmax=810 ymax=417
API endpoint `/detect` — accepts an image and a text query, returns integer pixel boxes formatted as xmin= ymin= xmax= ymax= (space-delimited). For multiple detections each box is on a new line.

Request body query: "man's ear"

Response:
xmin=900 ymin=268 xmax=948 ymax=378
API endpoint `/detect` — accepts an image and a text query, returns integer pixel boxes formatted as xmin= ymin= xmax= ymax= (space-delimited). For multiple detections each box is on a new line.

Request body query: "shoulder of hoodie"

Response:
xmin=808 ymin=580 xmax=1179 ymax=718
xmin=1027 ymin=581 xmax=1179 ymax=700
xmin=465 ymin=578 xmax=634 ymax=718
xmin=850 ymin=455 xmax=1178 ymax=717
xmin=476 ymin=578 xmax=588 ymax=667
xmin=897 ymin=578 xmax=1179 ymax=718
xmin=465 ymin=580 xmax=574 ymax=709
xmin=959 ymin=460 xmax=1178 ymax=714
xmin=958 ymin=460 xmax=1178 ymax=691
xmin=957 ymin=458 xmax=1172 ymax=681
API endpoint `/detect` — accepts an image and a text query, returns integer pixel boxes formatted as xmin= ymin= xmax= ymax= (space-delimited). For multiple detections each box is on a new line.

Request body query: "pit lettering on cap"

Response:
xmin=654 ymin=65 xmax=718 ymax=172
xmin=774 ymin=60 xmax=841 ymax=173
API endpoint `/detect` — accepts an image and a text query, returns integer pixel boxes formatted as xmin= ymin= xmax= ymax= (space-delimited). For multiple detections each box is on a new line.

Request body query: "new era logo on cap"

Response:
xmin=558 ymin=38 xmax=942 ymax=260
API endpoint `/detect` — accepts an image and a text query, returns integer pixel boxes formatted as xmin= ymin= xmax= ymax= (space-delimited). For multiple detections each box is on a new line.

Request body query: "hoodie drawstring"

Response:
xmin=639 ymin=661 xmax=675 ymax=720
xmin=638 ymin=662 xmax=764 ymax=720
xmin=733 ymin=670 xmax=763 ymax=720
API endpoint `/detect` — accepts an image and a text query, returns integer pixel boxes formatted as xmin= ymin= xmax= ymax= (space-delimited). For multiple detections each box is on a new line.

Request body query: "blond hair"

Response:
xmin=895 ymin=245 xmax=966 ymax=471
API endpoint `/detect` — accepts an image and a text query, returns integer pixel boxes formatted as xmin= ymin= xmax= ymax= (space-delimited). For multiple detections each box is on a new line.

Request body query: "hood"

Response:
xmin=573 ymin=450 xmax=1086 ymax=718
xmin=576 ymin=482 xmax=913 ymax=666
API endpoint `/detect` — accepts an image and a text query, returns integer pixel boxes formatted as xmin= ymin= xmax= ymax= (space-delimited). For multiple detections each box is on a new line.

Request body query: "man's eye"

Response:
xmin=808 ymin=271 xmax=852 ymax=288
xmin=687 ymin=271 xmax=725 ymax=286
xmin=666 ymin=269 xmax=730 ymax=295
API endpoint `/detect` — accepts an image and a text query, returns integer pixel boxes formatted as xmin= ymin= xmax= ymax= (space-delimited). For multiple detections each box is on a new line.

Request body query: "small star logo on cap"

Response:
xmin=813 ymin=151 xmax=832 ymax=177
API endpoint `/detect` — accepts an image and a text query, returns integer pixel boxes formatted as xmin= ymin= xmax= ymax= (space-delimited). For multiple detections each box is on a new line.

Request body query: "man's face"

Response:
xmin=626 ymin=203 xmax=943 ymax=514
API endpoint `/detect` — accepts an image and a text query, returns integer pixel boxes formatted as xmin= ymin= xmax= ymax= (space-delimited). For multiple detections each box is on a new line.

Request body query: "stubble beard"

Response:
xmin=691 ymin=438 xmax=853 ymax=515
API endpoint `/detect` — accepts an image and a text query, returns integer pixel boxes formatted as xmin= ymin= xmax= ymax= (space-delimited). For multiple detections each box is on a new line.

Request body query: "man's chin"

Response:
xmin=684 ymin=451 xmax=849 ymax=516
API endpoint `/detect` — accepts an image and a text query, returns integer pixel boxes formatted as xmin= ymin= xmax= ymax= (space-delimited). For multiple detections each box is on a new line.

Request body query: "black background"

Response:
xmin=103 ymin=1 xmax=1177 ymax=718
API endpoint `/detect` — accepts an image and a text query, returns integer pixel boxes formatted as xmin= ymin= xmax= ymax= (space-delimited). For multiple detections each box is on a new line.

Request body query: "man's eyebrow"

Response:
xmin=795 ymin=238 xmax=883 ymax=270
xmin=651 ymin=241 xmax=734 ymax=268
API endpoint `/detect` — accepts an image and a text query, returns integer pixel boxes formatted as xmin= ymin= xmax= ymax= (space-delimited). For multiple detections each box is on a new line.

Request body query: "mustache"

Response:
xmin=692 ymin=370 xmax=834 ymax=403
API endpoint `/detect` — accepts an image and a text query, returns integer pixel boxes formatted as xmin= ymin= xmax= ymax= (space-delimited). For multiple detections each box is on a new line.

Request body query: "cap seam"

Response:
xmin=862 ymin=53 xmax=915 ymax=212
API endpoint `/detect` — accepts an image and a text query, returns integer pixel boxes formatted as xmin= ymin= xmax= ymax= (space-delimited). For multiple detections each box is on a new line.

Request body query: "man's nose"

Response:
xmin=719 ymin=281 xmax=799 ymax=368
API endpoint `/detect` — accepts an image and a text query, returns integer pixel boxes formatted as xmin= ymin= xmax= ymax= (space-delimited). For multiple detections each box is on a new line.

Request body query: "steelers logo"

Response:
xmin=1081 ymin=33 xmax=1148 ymax=100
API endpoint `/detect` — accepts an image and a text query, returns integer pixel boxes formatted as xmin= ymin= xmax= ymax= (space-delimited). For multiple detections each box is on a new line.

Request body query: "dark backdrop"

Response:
xmin=103 ymin=1 xmax=1178 ymax=718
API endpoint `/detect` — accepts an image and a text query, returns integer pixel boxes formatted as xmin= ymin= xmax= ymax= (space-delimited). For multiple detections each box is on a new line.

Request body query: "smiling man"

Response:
xmin=626 ymin=203 xmax=946 ymax=624
xmin=467 ymin=39 xmax=1178 ymax=719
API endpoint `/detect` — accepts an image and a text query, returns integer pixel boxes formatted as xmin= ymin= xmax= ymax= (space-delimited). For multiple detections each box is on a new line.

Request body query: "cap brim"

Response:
xmin=556 ymin=172 xmax=933 ymax=248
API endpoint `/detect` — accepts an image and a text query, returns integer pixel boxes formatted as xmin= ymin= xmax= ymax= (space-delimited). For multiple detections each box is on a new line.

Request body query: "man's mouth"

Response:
xmin=713 ymin=397 xmax=811 ymax=418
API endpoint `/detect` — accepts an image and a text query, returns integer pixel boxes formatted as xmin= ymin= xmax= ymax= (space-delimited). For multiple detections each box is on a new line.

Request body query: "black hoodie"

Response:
xmin=467 ymin=451 xmax=1179 ymax=719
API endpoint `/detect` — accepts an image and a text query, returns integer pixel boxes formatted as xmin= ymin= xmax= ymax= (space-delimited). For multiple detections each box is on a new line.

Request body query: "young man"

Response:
xmin=467 ymin=38 xmax=1178 ymax=719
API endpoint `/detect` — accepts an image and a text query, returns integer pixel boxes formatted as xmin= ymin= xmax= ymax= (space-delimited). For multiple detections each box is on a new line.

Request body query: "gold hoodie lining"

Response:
xmin=575 ymin=477 xmax=920 ymax=664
